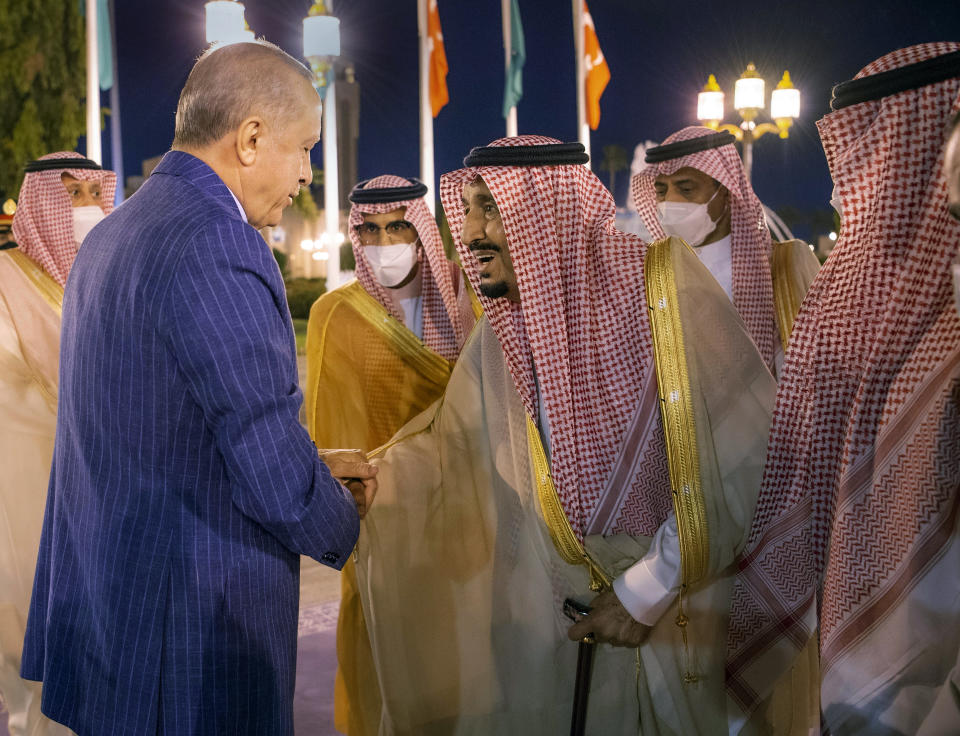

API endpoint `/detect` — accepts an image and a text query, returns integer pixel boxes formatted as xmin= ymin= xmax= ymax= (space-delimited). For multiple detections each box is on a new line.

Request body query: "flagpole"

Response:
xmin=572 ymin=0 xmax=589 ymax=159
xmin=418 ymin=0 xmax=436 ymax=215
xmin=502 ymin=0 xmax=517 ymax=137
xmin=108 ymin=0 xmax=124 ymax=203
xmin=323 ymin=0 xmax=340 ymax=287
xmin=85 ymin=0 xmax=101 ymax=164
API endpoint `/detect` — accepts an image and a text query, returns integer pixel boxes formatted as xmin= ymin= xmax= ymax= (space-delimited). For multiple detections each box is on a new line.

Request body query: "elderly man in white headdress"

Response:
xmin=0 ymin=152 xmax=116 ymax=736
xmin=727 ymin=43 xmax=960 ymax=736
xmin=353 ymin=136 xmax=796 ymax=734
xmin=631 ymin=127 xmax=820 ymax=376
xmin=304 ymin=174 xmax=476 ymax=736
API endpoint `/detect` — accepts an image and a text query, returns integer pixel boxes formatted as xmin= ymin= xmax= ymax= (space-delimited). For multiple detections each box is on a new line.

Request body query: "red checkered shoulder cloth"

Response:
xmin=12 ymin=151 xmax=117 ymax=287
xmin=439 ymin=135 xmax=673 ymax=541
xmin=349 ymin=174 xmax=472 ymax=360
xmin=726 ymin=43 xmax=960 ymax=716
xmin=631 ymin=126 xmax=776 ymax=371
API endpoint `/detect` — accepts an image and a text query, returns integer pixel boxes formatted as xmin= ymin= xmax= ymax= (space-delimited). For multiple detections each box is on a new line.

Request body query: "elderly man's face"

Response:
xmin=461 ymin=177 xmax=520 ymax=303
xmin=946 ymin=121 xmax=960 ymax=223
xmin=244 ymin=80 xmax=322 ymax=229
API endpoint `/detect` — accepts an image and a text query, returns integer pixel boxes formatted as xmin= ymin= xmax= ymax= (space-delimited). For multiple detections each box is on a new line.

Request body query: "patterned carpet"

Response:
xmin=0 ymin=599 xmax=343 ymax=736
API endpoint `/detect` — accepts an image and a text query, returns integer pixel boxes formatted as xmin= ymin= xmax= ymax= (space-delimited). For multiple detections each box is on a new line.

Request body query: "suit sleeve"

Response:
xmin=159 ymin=218 xmax=359 ymax=569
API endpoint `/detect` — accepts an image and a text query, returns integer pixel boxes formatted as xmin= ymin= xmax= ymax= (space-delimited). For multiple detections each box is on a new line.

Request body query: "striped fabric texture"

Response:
xmin=20 ymin=151 xmax=359 ymax=735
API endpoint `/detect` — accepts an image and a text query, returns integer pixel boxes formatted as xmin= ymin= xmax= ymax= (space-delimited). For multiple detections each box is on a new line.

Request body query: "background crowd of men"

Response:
xmin=0 ymin=37 xmax=958 ymax=736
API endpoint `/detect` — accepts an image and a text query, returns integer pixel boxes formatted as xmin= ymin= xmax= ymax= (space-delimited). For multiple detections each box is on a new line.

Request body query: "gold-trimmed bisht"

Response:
xmin=771 ymin=239 xmax=820 ymax=354
xmin=336 ymin=280 xmax=455 ymax=387
xmin=644 ymin=236 xmax=709 ymax=684
xmin=526 ymin=416 xmax=612 ymax=592
xmin=8 ymin=249 xmax=64 ymax=316
xmin=771 ymin=240 xmax=799 ymax=353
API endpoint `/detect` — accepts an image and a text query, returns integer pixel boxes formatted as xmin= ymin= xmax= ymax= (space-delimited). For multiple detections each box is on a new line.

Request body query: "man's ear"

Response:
xmin=715 ymin=184 xmax=731 ymax=212
xmin=235 ymin=117 xmax=262 ymax=167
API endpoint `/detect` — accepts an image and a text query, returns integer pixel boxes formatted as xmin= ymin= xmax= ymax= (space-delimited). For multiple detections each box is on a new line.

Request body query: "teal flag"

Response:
xmin=502 ymin=0 xmax=525 ymax=118
xmin=98 ymin=0 xmax=112 ymax=91
xmin=79 ymin=0 xmax=114 ymax=90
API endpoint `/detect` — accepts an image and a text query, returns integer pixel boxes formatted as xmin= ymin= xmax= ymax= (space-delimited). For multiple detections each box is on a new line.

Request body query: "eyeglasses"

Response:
xmin=354 ymin=220 xmax=417 ymax=245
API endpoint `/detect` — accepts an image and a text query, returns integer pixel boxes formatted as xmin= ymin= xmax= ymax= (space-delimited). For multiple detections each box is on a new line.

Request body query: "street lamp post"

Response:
xmin=696 ymin=63 xmax=800 ymax=181
xmin=85 ymin=0 xmax=101 ymax=164
xmin=204 ymin=0 xmax=254 ymax=45
xmin=303 ymin=2 xmax=341 ymax=287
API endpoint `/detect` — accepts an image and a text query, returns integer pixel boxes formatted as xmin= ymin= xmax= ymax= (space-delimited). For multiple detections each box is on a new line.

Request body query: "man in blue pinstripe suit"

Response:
xmin=20 ymin=41 xmax=377 ymax=734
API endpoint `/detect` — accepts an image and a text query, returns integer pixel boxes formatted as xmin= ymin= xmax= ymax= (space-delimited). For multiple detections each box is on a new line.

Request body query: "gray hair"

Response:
xmin=173 ymin=40 xmax=315 ymax=149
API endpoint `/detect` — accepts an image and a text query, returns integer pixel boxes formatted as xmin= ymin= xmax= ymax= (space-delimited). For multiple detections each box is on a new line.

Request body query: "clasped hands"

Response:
xmin=566 ymin=590 xmax=651 ymax=648
xmin=318 ymin=449 xmax=379 ymax=519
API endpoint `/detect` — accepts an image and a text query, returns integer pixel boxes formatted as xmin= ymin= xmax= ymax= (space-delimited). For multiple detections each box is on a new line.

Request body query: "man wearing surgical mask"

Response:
xmin=304 ymin=175 xmax=477 ymax=736
xmin=0 ymin=152 xmax=115 ymax=736
xmin=632 ymin=127 xmax=820 ymax=376
xmin=355 ymin=203 xmax=426 ymax=336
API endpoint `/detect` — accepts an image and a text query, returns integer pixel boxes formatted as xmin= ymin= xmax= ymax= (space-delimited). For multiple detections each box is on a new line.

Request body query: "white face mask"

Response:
xmin=73 ymin=205 xmax=105 ymax=245
xmin=829 ymin=184 xmax=843 ymax=221
xmin=363 ymin=242 xmax=418 ymax=287
xmin=655 ymin=187 xmax=722 ymax=247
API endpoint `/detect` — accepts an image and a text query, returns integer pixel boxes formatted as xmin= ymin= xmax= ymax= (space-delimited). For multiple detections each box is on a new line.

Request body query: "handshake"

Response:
xmin=318 ymin=448 xmax=379 ymax=519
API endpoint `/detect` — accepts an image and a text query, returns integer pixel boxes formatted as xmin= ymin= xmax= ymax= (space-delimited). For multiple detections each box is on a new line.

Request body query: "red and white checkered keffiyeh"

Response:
xmin=726 ymin=43 xmax=960 ymax=715
xmin=631 ymin=126 xmax=776 ymax=370
xmin=12 ymin=151 xmax=117 ymax=287
xmin=440 ymin=135 xmax=673 ymax=541
xmin=349 ymin=175 xmax=469 ymax=360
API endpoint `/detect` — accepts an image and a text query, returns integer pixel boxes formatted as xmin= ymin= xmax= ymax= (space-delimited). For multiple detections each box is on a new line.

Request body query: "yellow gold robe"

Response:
xmin=771 ymin=239 xmax=821 ymax=354
xmin=304 ymin=279 xmax=460 ymax=736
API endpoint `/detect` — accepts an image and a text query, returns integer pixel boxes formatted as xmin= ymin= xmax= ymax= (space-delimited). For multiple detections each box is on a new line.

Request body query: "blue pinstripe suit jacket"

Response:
xmin=21 ymin=151 xmax=359 ymax=735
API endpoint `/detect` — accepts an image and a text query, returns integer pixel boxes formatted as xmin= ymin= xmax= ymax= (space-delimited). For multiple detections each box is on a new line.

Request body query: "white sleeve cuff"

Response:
xmin=611 ymin=513 xmax=682 ymax=626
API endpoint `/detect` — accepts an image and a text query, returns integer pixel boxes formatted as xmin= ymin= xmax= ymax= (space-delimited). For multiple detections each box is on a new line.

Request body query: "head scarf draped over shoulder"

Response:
xmin=440 ymin=135 xmax=672 ymax=543
xmin=726 ymin=42 xmax=960 ymax=716
xmin=12 ymin=151 xmax=117 ymax=286
xmin=631 ymin=125 xmax=776 ymax=370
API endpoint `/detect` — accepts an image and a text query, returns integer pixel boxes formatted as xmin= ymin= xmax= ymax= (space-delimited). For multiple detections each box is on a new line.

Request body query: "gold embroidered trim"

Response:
xmin=771 ymin=241 xmax=801 ymax=353
xmin=526 ymin=415 xmax=610 ymax=590
xmin=8 ymin=250 xmax=63 ymax=316
xmin=644 ymin=238 xmax=708 ymax=587
xmin=337 ymin=280 xmax=454 ymax=387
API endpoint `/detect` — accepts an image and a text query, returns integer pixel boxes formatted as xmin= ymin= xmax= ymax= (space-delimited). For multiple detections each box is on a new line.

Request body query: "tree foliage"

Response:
xmin=599 ymin=144 xmax=629 ymax=205
xmin=291 ymin=164 xmax=325 ymax=221
xmin=0 ymin=1 xmax=86 ymax=200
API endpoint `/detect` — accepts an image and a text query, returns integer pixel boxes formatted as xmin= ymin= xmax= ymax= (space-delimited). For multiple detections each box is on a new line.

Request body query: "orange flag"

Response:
xmin=428 ymin=0 xmax=449 ymax=117
xmin=583 ymin=1 xmax=610 ymax=130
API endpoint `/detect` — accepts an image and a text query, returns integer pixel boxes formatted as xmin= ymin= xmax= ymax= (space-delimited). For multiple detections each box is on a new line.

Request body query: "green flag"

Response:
xmin=502 ymin=0 xmax=525 ymax=119
xmin=78 ymin=0 xmax=114 ymax=89
xmin=98 ymin=0 xmax=112 ymax=90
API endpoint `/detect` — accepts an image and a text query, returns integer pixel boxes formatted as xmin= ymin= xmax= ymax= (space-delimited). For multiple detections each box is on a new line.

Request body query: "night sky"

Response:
xmin=99 ymin=0 xmax=959 ymax=239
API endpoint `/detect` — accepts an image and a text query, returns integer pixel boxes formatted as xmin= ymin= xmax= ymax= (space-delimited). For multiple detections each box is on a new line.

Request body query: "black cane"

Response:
xmin=570 ymin=633 xmax=596 ymax=736
xmin=564 ymin=598 xmax=596 ymax=736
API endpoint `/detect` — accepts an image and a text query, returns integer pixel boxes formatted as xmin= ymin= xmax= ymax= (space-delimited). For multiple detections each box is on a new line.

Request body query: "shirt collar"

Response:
xmin=695 ymin=232 xmax=731 ymax=256
xmin=227 ymin=188 xmax=248 ymax=223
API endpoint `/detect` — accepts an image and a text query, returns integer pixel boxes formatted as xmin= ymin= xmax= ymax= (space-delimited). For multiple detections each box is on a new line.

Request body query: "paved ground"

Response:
xmin=295 ymin=558 xmax=344 ymax=735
